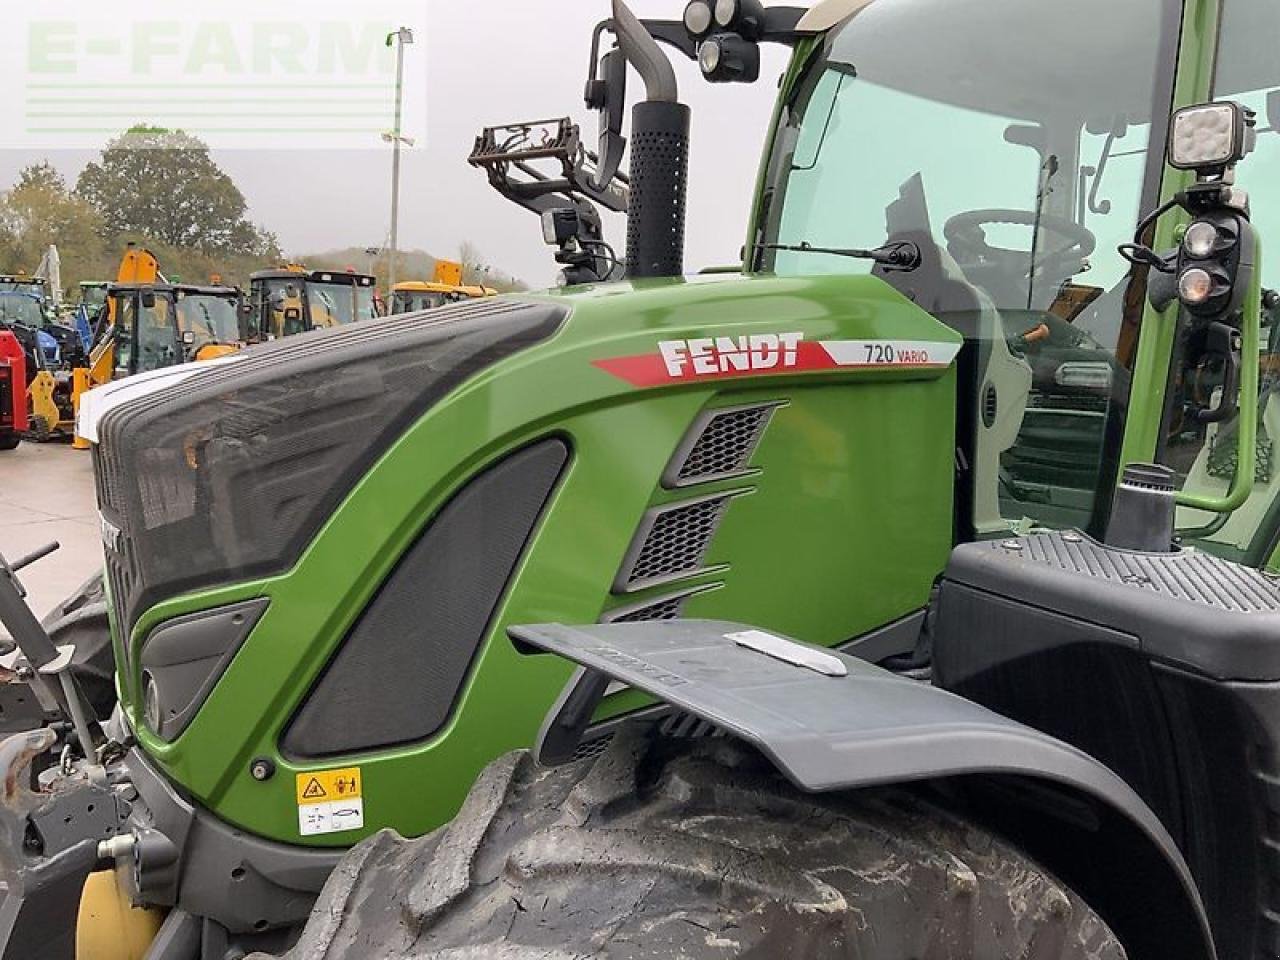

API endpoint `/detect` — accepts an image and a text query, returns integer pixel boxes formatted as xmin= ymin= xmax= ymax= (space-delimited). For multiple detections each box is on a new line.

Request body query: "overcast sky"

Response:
xmin=1 ymin=1 xmax=801 ymax=287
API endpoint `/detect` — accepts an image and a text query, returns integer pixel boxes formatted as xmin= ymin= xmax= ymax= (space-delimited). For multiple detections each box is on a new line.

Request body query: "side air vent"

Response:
xmin=663 ymin=403 xmax=779 ymax=488
xmin=602 ymin=584 xmax=718 ymax=623
xmin=981 ymin=382 xmax=998 ymax=429
xmin=614 ymin=492 xmax=739 ymax=593
xmin=281 ymin=438 xmax=568 ymax=758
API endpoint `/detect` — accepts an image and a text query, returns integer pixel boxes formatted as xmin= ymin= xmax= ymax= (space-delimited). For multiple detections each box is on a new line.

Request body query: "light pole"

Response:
xmin=384 ymin=26 xmax=415 ymax=292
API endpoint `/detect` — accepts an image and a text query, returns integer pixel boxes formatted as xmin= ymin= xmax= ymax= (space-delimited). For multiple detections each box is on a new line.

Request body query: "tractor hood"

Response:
xmin=92 ymin=297 xmax=568 ymax=641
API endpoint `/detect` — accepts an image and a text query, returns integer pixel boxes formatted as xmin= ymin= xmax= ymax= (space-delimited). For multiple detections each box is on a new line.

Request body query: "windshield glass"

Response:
xmin=0 ymin=294 xmax=44 ymax=327
xmin=176 ymin=292 xmax=241 ymax=351
xmin=307 ymin=281 xmax=356 ymax=327
xmin=355 ymin=285 xmax=378 ymax=321
xmin=392 ymin=290 xmax=451 ymax=314
xmin=760 ymin=0 xmax=1177 ymax=536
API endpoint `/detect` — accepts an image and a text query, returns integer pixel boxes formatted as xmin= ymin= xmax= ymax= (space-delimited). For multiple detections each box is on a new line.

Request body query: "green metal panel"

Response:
xmin=1119 ymin=0 xmax=1223 ymax=465
xmin=118 ymin=273 xmax=960 ymax=846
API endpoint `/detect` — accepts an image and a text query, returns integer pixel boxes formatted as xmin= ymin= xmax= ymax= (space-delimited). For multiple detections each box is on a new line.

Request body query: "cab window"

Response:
xmin=761 ymin=0 xmax=1178 ymax=538
xmin=1172 ymin=0 xmax=1280 ymax=563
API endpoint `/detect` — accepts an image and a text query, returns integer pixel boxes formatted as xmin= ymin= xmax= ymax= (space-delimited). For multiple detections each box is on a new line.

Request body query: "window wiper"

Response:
xmin=757 ymin=239 xmax=922 ymax=272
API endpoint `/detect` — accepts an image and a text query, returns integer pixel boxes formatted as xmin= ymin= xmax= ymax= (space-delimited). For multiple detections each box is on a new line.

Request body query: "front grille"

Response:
xmin=608 ymin=594 xmax=685 ymax=623
xmin=615 ymin=493 xmax=735 ymax=592
xmin=664 ymin=404 xmax=776 ymax=487
xmin=91 ymin=297 xmax=566 ymax=638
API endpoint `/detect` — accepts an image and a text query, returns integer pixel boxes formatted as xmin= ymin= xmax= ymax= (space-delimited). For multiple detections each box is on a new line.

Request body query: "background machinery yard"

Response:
xmin=0 ymin=0 xmax=1277 ymax=958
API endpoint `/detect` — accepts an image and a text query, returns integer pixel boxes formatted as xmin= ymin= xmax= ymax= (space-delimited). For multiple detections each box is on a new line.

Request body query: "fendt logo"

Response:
xmin=658 ymin=332 xmax=803 ymax=377
xmin=594 ymin=333 xmax=962 ymax=388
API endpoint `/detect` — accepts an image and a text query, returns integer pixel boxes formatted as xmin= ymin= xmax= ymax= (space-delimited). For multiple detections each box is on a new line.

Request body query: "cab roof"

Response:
xmin=251 ymin=269 xmax=375 ymax=286
xmin=107 ymin=283 xmax=242 ymax=296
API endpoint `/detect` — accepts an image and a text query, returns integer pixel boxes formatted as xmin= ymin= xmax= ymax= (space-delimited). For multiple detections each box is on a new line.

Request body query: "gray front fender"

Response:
xmin=511 ymin=618 xmax=1216 ymax=960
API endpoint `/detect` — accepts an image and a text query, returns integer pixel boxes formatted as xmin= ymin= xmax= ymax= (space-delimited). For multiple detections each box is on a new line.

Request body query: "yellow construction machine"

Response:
xmin=246 ymin=265 xmax=379 ymax=342
xmin=387 ymin=259 xmax=497 ymax=315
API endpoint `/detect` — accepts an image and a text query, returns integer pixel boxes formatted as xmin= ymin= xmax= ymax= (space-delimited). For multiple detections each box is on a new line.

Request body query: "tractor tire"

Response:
xmin=260 ymin=730 xmax=1125 ymax=959
xmin=0 ymin=430 xmax=19 ymax=450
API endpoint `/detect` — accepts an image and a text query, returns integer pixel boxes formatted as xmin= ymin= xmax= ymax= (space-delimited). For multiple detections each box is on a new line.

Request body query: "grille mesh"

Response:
xmin=673 ymin=406 xmax=772 ymax=485
xmin=623 ymin=496 xmax=729 ymax=588
xmin=609 ymin=594 xmax=684 ymax=622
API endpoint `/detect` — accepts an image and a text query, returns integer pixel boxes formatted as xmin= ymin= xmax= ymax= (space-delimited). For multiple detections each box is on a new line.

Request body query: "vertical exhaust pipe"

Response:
xmin=611 ymin=0 xmax=690 ymax=278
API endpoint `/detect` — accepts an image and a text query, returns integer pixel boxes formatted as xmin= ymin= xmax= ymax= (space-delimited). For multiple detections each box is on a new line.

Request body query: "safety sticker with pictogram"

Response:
xmin=295 ymin=767 xmax=364 ymax=837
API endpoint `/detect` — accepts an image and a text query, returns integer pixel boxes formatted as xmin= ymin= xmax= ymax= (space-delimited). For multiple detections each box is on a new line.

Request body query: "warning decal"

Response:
xmin=295 ymin=767 xmax=364 ymax=837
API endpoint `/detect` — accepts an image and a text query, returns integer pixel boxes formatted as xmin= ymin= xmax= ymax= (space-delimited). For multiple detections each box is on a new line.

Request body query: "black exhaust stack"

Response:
xmin=1105 ymin=463 xmax=1178 ymax=553
xmin=611 ymin=0 xmax=690 ymax=278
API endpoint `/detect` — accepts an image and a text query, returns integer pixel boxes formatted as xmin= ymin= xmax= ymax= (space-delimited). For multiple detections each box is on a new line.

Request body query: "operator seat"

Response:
xmin=874 ymin=229 xmax=1032 ymax=540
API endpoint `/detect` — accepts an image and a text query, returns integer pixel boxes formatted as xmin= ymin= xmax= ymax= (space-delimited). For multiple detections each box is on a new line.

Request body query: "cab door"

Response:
xmin=1118 ymin=0 xmax=1280 ymax=567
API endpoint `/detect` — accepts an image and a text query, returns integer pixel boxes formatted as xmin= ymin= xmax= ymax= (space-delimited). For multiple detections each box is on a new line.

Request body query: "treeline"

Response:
xmin=0 ymin=127 xmax=280 ymax=293
xmin=0 ymin=124 xmax=528 ymax=298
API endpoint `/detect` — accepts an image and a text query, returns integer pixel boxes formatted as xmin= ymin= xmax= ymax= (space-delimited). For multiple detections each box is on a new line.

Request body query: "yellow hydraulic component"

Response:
xmin=88 ymin=337 xmax=114 ymax=386
xmin=433 ymin=259 xmax=464 ymax=286
xmin=75 ymin=870 xmax=164 ymax=960
xmin=71 ymin=367 xmax=90 ymax=449
xmin=115 ymin=245 xmax=161 ymax=285
xmin=194 ymin=343 xmax=238 ymax=362
xmin=26 ymin=370 xmax=59 ymax=437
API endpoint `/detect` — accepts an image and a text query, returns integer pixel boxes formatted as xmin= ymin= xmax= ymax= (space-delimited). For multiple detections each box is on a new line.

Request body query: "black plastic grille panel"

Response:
xmin=978 ymin=531 xmax=1280 ymax=612
xmin=617 ymin=495 xmax=731 ymax=591
xmin=93 ymin=298 xmax=566 ymax=638
xmin=669 ymin=405 xmax=773 ymax=486
xmin=609 ymin=595 xmax=686 ymax=623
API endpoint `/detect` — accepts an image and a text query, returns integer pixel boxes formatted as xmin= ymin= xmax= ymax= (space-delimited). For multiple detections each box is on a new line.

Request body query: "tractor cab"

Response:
xmin=0 ymin=292 xmax=50 ymax=387
xmin=747 ymin=0 xmax=1278 ymax=559
xmin=106 ymin=282 xmax=245 ymax=378
xmin=388 ymin=280 xmax=496 ymax=315
xmin=246 ymin=267 xmax=379 ymax=342
xmin=0 ymin=275 xmax=53 ymax=320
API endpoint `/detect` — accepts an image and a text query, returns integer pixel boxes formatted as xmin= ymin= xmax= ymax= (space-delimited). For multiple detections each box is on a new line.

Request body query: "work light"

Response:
xmin=1178 ymin=267 xmax=1215 ymax=306
xmin=712 ymin=0 xmax=765 ymax=37
xmin=1182 ymin=221 xmax=1220 ymax=258
xmin=698 ymin=32 xmax=760 ymax=83
xmin=684 ymin=0 xmax=713 ymax=37
xmin=1168 ymin=101 xmax=1256 ymax=174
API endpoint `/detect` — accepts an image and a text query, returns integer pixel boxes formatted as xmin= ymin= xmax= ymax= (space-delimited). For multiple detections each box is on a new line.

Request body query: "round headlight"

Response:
xmin=714 ymin=0 xmax=739 ymax=27
xmin=1178 ymin=267 xmax=1214 ymax=305
xmin=142 ymin=671 xmax=162 ymax=732
xmin=683 ymin=0 xmax=713 ymax=36
xmin=1183 ymin=221 xmax=1219 ymax=259
xmin=699 ymin=39 xmax=723 ymax=75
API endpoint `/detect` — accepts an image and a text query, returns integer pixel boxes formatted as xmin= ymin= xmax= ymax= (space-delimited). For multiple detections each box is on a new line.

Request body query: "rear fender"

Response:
xmin=511 ymin=619 xmax=1217 ymax=960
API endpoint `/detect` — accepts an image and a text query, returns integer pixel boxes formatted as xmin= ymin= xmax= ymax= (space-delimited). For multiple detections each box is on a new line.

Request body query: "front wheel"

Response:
xmin=264 ymin=731 xmax=1125 ymax=959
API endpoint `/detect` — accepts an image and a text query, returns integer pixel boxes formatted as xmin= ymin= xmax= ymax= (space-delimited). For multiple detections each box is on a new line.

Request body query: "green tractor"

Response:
xmin=1 ymin=0 xmax=1278 ymax=957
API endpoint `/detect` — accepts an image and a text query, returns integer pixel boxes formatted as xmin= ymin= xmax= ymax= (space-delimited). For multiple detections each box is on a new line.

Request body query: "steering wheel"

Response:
xmin=944 ymin=209 xmax=1096 ymax=289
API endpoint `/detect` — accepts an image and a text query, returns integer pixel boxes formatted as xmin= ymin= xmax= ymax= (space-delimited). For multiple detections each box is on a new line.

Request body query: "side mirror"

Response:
xmin=181 ymin=330 xmax=195 ymax=345
xmin=587 ymin=46 xmax=628 ymax=189
xmin=140 ymin=289 xmax=157 ymax=309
